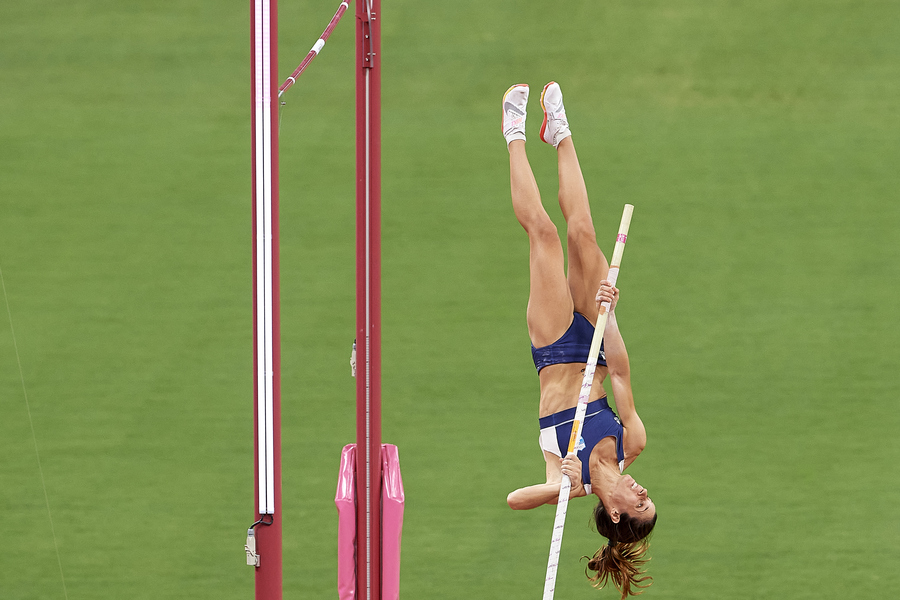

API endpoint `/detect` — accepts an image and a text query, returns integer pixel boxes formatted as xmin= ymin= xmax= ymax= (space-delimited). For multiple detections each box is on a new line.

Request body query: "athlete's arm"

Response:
xmin=596 ymin=283 xmax=647 ymax=465
xmin=507 ymin=453 xmax=586 ymax=510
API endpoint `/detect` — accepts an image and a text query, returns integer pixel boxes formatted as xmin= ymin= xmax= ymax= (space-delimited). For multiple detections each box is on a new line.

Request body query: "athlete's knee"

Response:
xmin=527 ymin=215 xmax=560 ymax=245
xmin=566 ymin=218 xmax=597 ymax=248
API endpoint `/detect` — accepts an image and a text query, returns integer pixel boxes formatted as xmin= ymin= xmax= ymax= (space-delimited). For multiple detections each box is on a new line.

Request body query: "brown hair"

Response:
xmin=583 ymin=501 xmax=657 ymax=598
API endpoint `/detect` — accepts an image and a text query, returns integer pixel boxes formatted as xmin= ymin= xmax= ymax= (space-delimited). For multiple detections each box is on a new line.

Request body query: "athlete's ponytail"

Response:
xmin=584 ymin=501 xmax=656 ymax=598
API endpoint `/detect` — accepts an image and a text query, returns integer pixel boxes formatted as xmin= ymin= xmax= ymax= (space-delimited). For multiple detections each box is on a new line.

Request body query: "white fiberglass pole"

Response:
xmin=542 ymin=204 xmax=634 ymax=599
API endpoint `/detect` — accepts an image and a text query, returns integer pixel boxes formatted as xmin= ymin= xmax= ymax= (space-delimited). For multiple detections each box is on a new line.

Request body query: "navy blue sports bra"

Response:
xmin=531 ymin=312 xmax=606 ymax=373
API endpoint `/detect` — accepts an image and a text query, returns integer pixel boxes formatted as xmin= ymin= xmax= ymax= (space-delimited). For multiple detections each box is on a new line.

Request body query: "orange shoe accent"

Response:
xmin=539 ymin=81 xmax=556 ymax=144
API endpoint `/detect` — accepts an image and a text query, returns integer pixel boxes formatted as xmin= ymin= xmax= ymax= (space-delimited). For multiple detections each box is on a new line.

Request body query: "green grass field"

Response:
xmin=2 ymin=0 xmax=899 ymax=598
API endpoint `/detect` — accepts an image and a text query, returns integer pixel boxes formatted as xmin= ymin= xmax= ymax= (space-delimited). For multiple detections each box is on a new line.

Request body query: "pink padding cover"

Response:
xmin=335 ymin=444 xmax=405 ymax=600
xmin=335 ymin=445 xmax=358 ymax=600
xmin=381 ymin=444 xmax=405 ymax=600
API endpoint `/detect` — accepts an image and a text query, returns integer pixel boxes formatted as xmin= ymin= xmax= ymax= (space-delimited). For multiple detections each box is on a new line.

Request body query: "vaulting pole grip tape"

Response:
xmin=542 ymin=204 xmax=634 ymax=600
xmin=279 ymin=0 xmax=351 ymax=97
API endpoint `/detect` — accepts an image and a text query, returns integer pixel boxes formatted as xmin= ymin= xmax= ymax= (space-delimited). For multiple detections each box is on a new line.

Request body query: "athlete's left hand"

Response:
xmin=561 ymin=453 xmax=584 ymax=495
xmin=596 ymin=281 xmax=619 ymax=313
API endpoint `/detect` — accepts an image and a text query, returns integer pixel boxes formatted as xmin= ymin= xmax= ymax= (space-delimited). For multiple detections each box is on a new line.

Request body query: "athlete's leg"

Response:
xmin=508 ymin=139 xmax=574 ymax=347
xmin=556 ymin=136 xmax=609 ymax=316
xmin=539 ymin=82 xmax=610 ymax=315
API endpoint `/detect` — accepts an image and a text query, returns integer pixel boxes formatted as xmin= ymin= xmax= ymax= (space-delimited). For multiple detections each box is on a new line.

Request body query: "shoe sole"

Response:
xmin=501 ymin=84 xmax=529 ymax=135
xmin=539 ymin=81 xmax=556 ymax=144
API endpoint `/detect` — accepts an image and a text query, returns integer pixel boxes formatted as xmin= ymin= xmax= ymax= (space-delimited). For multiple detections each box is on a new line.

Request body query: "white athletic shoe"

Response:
xmin=501 ymin=84 xmax=529 ymax=145
xmin=539 ymin=81 xmax=571 ymax=148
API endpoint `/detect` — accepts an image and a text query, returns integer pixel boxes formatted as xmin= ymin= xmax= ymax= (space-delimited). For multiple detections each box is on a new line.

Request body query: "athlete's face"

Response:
xmin=609 ymin=475 xmax=655 ymax=523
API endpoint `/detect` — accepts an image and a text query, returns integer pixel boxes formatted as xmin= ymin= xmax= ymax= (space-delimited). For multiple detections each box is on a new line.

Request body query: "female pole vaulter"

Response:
xmin=502 ymin=81 xmax=657 ymax=598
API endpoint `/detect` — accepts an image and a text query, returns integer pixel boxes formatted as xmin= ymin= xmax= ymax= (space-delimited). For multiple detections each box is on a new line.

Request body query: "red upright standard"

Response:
xmin=250 ymin=0 xmax=282 ymax=598
xmin=355 ymin=1 xmax=383 ymax=599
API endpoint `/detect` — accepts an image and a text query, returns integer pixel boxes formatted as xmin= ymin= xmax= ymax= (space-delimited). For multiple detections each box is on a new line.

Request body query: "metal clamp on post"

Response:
xmin=360 ymin=10 xmax=376 ymax=68
xmin=245 ymin=528 xmax=260 ymax=567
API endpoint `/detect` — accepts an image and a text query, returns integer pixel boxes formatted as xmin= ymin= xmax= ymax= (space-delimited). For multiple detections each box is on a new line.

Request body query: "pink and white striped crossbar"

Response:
xmin=336 ymin=444 xmax=405 ymax=600
xmin=279 ymin=0 xmax=351 ymax=97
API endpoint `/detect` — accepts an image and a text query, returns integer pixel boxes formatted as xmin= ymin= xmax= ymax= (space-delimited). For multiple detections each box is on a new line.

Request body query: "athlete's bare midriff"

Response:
xmin=538 ymin=362 xmax=608 ymax=417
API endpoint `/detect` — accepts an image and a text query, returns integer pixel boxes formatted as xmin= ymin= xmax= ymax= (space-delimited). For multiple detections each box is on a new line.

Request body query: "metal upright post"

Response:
xmin=355 ymin=1 xmax=382 ymax=599
xmin=251 ymin=0 xmax=282 ymax=597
